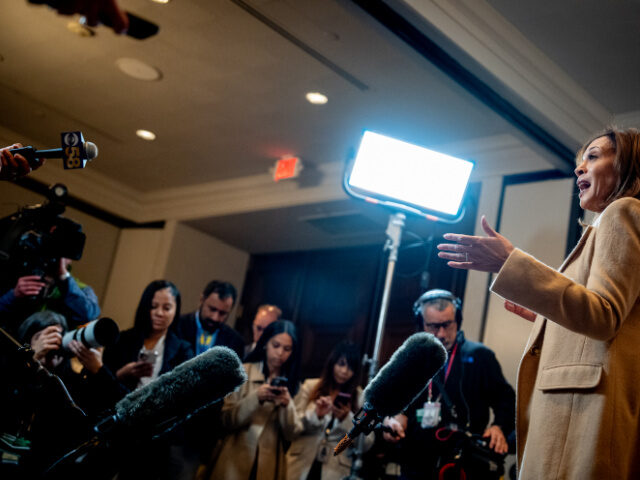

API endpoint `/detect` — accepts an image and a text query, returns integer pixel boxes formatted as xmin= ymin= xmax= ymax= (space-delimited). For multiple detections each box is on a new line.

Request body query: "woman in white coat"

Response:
xmin=287 ymin=342 xmax=372 ymax=480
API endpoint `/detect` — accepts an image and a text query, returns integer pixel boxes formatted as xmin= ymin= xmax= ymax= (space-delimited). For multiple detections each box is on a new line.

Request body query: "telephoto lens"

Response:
xmin=62 ymin=317 xmax=119 ymax=350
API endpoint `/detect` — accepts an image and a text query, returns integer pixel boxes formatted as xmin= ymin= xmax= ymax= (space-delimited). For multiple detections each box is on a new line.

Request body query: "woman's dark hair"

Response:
xmin=133 ymin=280 xmax=181 ymax=338
xmin=245 ymin=319 xmax=300 ymax=396
xmin=17 ymin=310 xmax=68 ymax=344
xmin=309 ymin=341 xmax=361 ymax=413
xmin=576 ymin=127 xmax=640 ymax=206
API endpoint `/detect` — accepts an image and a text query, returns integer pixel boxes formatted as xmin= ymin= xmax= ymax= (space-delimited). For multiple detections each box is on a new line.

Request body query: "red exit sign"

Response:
xmin=273 ymin=156 xmax=302 ymax=181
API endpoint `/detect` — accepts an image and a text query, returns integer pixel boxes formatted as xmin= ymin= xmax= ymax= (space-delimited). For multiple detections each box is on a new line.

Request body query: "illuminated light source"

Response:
xmin=136 ymin=129 xmax=156 ymax=141
xmin=305 ymin=92 xmax=328 ymax=105
xmin=273 ymin=157 xmax=303 ymax=181
xmin=345 ymin=131 xmax=474 ymax=220
xmin=151 ymin=0 xmax=171 ymax=3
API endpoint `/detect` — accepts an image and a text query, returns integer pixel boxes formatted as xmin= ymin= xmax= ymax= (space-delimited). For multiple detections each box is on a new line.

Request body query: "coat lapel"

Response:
xmin=559 ymin=225 xmax=593 ymax=273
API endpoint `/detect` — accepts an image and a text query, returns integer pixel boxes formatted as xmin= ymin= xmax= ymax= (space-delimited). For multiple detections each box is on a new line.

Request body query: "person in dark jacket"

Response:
xmin=383 ymin=289 xmax=515 ymax=480
xmin=173 ymin=280 xmax=244 ymax=359
xmin=103 ymin=280 xmax=193 ymax=479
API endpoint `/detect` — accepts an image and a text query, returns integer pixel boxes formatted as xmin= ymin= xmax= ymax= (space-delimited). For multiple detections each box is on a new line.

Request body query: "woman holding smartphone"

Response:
xmin=286 ymin=341 xmax=372 ymax=480
xmin=104 ymin=279 xmax=193 ymax=392
xmin=199 ymin=320 xmax=300 ymax=480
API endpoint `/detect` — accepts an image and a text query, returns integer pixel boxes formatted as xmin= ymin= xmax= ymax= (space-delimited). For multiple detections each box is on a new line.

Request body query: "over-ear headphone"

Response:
xmin=412 ymin=289 xmax=463 ymax=330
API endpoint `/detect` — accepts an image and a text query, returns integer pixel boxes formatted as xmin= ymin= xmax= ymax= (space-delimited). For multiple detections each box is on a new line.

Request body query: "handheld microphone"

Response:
xmin=334 ymin=332 xmax=447 ymax=455
xmin=95 ymin=346 xmax=247 ymax=439
xmin=10 ymin=131 xmax=98 ymax=170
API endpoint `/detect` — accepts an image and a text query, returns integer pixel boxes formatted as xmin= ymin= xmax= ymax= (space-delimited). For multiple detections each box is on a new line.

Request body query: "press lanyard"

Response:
xmin=428 ymin=342 xmax=458 ymax=401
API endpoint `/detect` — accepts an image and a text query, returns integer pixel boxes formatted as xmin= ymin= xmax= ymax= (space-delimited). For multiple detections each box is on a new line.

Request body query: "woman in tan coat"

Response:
xmin=286 ymin=342 xmax=373 ymax=480
xmin=198 ymin=320 xmax=300 ymax=480
xmin=437 ymin=127 xmax=640 ymax=478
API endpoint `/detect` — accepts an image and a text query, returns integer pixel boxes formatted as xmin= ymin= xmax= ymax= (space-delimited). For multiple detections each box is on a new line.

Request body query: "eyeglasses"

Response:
xmin=423 ymin=320 xmax=455 ymax=333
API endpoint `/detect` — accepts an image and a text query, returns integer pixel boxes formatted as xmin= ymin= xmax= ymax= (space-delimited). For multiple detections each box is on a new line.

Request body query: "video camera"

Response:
xmin=0 ymin=183 xmax=85 ymax=286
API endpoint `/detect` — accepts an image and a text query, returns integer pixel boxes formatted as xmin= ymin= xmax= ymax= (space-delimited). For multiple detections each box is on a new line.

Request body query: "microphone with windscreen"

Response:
xmin=47 ymin=346 xmax=247 ymax=475
xmin=334 ymin=332 xmax=447 ymax=455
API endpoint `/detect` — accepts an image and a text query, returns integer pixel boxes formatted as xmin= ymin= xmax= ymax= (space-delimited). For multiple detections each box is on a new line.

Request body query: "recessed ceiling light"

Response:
xmin=306 ymin=92 xmax=328 ymax=105
xmin=151 ymin=0 xmax=171 ymax=3
xmin=136 ymin=129 xmax=156 ymax=141
xmin=116 ymin=58 xmax=162 ymax=81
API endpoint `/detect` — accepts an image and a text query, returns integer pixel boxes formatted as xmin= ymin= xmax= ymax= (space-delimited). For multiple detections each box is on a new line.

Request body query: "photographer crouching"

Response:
xmin=0 ymin=311 xmax=125 ymax=479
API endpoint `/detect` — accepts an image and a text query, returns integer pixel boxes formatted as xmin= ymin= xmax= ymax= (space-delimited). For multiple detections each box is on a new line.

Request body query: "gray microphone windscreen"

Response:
xmin=84 ymin=141 xmax=98 ymax=160
xmin=114 ymin=346 xmax=246 ymax=430
xmin=363 ymin=332 xmax=447 ymax=417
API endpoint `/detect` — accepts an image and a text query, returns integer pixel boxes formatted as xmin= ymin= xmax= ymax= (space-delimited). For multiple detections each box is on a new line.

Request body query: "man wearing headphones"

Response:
xmin=383 ymin=289 xmax=515 ymax=479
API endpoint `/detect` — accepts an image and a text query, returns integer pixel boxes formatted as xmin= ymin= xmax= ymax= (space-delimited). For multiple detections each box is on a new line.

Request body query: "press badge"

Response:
xmin=316 ymin=439 xmax=330 ymax=463
xmin=420 ymin=401 xmax=441 ymax=428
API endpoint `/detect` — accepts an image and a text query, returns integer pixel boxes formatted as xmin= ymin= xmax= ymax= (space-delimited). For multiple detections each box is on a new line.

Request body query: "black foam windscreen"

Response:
xmin=114 ymin=346 xmax=246 ymax=432
xmin=363 ymin=332 xmax=447 ymax=417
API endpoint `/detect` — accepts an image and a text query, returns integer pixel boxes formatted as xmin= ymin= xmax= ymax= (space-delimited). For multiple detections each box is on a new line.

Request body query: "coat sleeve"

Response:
xmin=293 ymin=379 xmax=328 ymax=434
xmin=220 ymin=366 xmax=262 ymax=430
xmin=491 ymin=197 xmax=640 ymax=341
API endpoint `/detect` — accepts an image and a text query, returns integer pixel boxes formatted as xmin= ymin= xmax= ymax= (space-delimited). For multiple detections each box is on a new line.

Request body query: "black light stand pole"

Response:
xmin=344 ymin=211 xmax=406 ymax=480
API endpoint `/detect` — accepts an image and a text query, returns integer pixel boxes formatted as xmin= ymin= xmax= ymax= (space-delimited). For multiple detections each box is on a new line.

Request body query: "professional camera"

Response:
xmin=0 ymin=183 xmax=85 ymax=287
xmin=61 ymin=318 xmax=120 ymax=351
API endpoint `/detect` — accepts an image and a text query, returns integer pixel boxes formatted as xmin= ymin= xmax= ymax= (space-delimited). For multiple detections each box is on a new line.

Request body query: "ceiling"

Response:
xmin=1 ymin=0 xmax=638 ymax=253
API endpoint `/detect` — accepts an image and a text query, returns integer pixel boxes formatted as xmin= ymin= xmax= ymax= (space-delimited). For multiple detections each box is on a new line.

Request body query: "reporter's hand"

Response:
xmin=68 ymin=340 xmax=103 ymax=374
xmin=504 ymin=300 xmax=537 ymax=322
xmin=58 ymin=258 xmax=72 ymax=279
xmin=332 ymin=401 xmax=351 ymax=422
xmin=13 ymin=275 xmax=46 ymax=298
xmin=382 ymin=415 xmax=406 ymax=443
xmin=274 ymin=387 xmax=292 ymax=407
xmin=483 ymin=425 xmax=508 ymax=454
xmin=51 ymin=0 xmax=129 ymax=34
xmin=30 ymin=325 xmax=63 ymax=362
xmin=257 ymin=383 xmax=278 ymax=403
xmin=315 ymin=396 xmax=332 ymax=418
xmin=0 ymin=144 xmax=38 ymax=181
xmin=116 ymin=360 xmax=153 ymax=380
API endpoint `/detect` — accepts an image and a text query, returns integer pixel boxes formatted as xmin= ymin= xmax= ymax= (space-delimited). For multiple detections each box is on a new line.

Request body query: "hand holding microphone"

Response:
xmin=0 ymin=143 xmax=44 ymax=180
xmin=334 ymin=332 xmax=447 ymax=456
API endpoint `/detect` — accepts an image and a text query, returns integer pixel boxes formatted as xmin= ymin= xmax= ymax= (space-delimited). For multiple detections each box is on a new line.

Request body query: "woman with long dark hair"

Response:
xmin=286 ymin=341 xmax=372 ymax=480
xmin=104 ymin=279 xmax=193 ymax=391
xmin=199 ymin=320 xmax=300 ymax=480
xmin=103 ymin=279 xmax=193 ymax=479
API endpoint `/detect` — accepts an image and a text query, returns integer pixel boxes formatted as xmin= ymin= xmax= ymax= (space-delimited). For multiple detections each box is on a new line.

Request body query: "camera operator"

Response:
xmin=0 ymin=311 xmax=126 ymax=478
xmin=0 ymin=257 xmax=100 ymax=333
xmin=382 ymin=290 xmax=515 ymax=480
xmin=0 ymin=143 xmax=44 ymax=181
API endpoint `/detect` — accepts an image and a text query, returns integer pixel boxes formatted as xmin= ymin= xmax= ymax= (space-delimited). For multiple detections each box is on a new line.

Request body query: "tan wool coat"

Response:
xmin=199 ymin=362 xmax=298 ymax=480
xmin=491 ymin=197 xmax=640 ymax=479
xmin=286 ymin=379 xmax=373 ymax=480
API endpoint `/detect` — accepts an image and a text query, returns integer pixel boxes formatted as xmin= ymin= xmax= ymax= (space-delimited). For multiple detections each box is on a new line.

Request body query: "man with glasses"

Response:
xmin=173 ymin=280 xmax=244 ymax=358
xmin=382 ymin=289 xmax=515 ymax=479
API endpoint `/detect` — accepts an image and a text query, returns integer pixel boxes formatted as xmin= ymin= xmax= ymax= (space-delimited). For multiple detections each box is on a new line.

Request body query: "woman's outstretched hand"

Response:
xmin=437 ymin=216 xmax=514 ymax=273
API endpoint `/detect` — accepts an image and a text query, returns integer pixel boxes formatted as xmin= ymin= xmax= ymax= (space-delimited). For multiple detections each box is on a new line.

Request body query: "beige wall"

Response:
xmin=101 ymin=221 xmax=249 ymax=330
xmin=164 ymin=222 xmax=249 ymax=328
xmin=463 ymin=177 xmax=575 ymax=388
